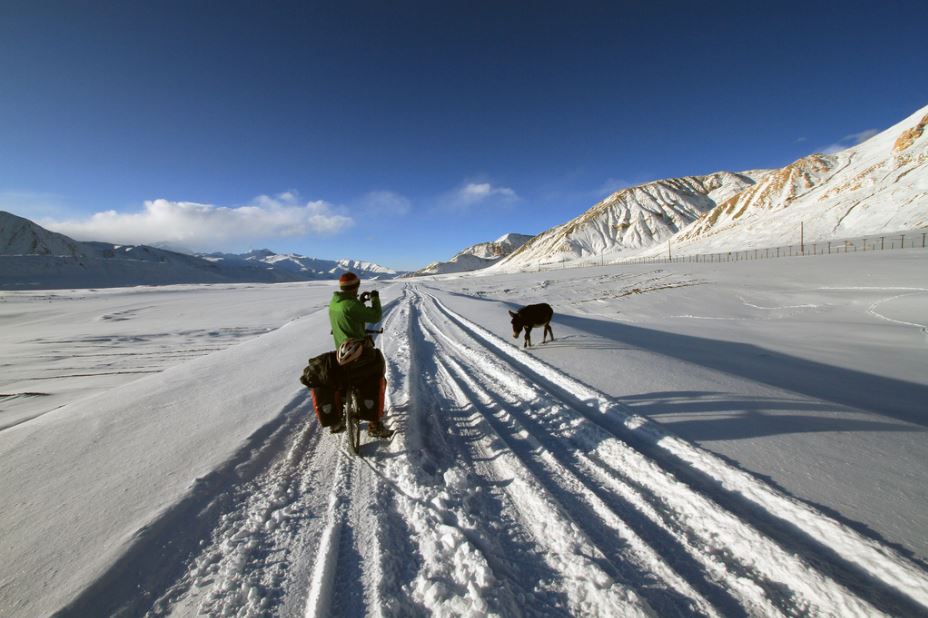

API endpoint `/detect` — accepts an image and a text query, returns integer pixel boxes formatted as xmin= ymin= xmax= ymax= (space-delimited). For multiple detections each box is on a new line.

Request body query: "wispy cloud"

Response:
xmin=818 ymin=129 xmax=879 ymax=154
xmin=358 ymin=190 xmax=412 ymax=217
xmin=39 ymin=192 xmax=353 ymax=251
xmin=595 ymin=177 xmax=631 ymax=199
xmin=438 ymin=181 xmax=519 ymax=212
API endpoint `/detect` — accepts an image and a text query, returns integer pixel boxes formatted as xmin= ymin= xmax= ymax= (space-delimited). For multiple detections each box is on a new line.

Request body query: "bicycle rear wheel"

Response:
xmin=346 ymin=389 xmax=361 ymax=455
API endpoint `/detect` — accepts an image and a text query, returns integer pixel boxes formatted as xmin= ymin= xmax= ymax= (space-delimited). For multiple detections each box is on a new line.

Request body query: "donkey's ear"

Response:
xmin=508 ymin=310 xmax=517 ymax=318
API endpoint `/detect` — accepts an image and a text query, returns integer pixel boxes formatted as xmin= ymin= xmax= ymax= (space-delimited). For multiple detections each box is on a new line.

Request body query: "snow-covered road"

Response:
xmin=2 ymin=253 xmax=927 ymax=616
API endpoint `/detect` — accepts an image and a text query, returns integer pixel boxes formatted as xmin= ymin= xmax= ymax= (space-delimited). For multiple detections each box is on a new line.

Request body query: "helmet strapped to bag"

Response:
xmin=336 ymin=338 xmax=365 ymax=365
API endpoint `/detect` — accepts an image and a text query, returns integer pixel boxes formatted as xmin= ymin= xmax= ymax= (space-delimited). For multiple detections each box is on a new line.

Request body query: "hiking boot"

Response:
xmin=367 ymin=421 xmax=394 ymax=439
xmin=330 ymin=418 xmax=346 ymax=434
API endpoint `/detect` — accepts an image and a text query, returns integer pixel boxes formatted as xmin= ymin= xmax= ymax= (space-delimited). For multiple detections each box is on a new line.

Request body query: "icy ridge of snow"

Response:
xmin=303 ymin=449 xmax=350 ymax=617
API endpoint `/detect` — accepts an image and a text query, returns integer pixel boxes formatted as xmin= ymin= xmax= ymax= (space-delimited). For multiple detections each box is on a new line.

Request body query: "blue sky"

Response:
xmin=2 ymin=1 xmax=927 ymax=270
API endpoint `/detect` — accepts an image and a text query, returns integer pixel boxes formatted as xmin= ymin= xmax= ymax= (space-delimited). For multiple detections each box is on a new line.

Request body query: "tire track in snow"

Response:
xmin=148 ymin=412 xmax=339 ymax=617
xmin=416 ymin=303 xmax=734 ymax=617
xmin=424 ymin=355 xmax=651 ymax=616
xmin=416 ymin=288 xmax=803 ymax=616
xmin=418 ymin=285 xmax=928 ymax=617
xmin=59 ymin=392 xmax=313 ymax=617
xmin=366 ymin=288 xmax=530 ymax=617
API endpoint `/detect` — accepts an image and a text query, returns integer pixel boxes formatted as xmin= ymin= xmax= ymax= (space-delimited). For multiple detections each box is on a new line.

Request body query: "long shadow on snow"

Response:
xmin=434 ymin=290 xmax=928 ymax=568
xmin=617 ymin=390 xmax=915 ymax=442
xmin=481 ymin=345 xmax=928 ymax=615
xmin=438 ymin=288 xmax=928 ymax=430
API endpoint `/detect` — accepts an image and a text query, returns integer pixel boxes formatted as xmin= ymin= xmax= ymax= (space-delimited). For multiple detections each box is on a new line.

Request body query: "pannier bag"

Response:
xmin=343 ymin=347 xmax=387 ymax=422
xmin=310 ymin=386 xmax=343 ymax=427
xmin=300 ymin=347 xmax=386 ymax=424
xmin=352 ymin=377 xmax=386 ymax=422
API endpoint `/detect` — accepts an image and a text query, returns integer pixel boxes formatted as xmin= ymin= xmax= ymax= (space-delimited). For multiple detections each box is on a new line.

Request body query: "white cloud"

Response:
xmin=39 ymin=192 xmax=353 ymax=251
xmin=819 ymin=129 xmax=879 ymax=154
xmin=439 ymin=181 xmax=519 ymax=212
xmin=358 ymin=190 xmax=412 ymax=217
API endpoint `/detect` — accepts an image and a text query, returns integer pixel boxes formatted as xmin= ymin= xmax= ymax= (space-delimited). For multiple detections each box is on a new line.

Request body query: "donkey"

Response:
xmin=509 ymin=303 xmax=554 ymax=348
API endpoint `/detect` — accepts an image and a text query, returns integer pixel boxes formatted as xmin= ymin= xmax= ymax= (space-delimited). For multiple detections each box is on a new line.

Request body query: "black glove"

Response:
xmin=359 ymin=291 xmax=371 ymax=302
xmin=370 ymin=290 xmax=379 ymax=299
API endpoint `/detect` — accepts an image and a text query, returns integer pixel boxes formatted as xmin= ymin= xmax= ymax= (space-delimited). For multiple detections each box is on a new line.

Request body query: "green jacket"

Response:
xmin=329 ymin=291 xmax=382 ymax=348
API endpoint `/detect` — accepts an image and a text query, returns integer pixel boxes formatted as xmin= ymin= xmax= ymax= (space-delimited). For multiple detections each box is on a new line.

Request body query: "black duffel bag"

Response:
xmin=299 ymin=350 xmax=343 ymax=388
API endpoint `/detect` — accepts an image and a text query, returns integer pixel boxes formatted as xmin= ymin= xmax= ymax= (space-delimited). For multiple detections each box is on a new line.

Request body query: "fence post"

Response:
xmin=881 ymin=236 xmax=884 ymax=250
xmin=901 ymin=235 xmax=905 ymax=249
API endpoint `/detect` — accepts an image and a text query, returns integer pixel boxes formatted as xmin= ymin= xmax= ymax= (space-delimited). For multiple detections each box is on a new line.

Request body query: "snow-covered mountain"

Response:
xmin=202 ymin=250 xmax=397 ymax=280
xmin=0 ymin=211 xmax=398 ymax=288
xmin=493 ymin=172 xmax=762 ymax=271
xmin=656 ymin=104 xmax=928 ymax=255
xmin=412 ymin=232 xmax=533 ymax=276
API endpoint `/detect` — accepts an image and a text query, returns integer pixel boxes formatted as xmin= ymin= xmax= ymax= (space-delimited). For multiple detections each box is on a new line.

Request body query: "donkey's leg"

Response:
xmin=524 ymin=328 xmax=532 ymax=347
xmin=545 ymin=324 xmax=554 ymax=342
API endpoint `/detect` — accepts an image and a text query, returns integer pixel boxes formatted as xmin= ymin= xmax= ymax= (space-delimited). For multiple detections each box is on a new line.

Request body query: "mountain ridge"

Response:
xmin=495 ymin=171 xmax=758 ymax=270
xmin=492 ymin=102 xmax=927 ymax=272
xmin=411 ymin=232 xmax=533 ymax=276
xmin=0 ymin=211 xmax=398 ymax=289
xmin=658 ymin=103 xmax=928 ymax=255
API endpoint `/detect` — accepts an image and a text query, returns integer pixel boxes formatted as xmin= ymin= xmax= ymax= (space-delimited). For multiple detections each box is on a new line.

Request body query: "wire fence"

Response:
xmin=527 ymin=228 xmax=928 ymax=272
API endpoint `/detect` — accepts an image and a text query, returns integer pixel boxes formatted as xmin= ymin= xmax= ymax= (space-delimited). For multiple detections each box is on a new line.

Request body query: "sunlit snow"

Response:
xmin=2 ymin=249 xmax=926 ymax=616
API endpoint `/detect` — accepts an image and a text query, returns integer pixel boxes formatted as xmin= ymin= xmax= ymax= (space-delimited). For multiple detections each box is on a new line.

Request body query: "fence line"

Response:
xmin=526 ymin=229 xmax=928 ymax=273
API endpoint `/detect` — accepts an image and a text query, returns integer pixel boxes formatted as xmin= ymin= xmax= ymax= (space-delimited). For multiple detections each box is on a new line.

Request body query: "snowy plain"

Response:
xmin=1 ymin=250 xmax=927 ymax=616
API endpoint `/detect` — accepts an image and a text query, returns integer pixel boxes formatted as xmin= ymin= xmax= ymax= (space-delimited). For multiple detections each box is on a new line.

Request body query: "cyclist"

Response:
xmin=329 ymin=272 xmax=391 ymax=438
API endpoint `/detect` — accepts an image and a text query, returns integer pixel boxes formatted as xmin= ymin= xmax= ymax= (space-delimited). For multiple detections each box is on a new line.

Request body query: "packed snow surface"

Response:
xmin=1 ymin=251 xmax=927 ymax=616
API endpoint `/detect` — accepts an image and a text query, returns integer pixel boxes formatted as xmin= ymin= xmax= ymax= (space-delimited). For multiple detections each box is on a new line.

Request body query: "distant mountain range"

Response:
xmin=411 ymin=233 xmax=534 ymax=276
xmin=493 ymin=103 xmax=928 ymax=271
xmin=0 ymin=211 xmax=398 ymax=289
